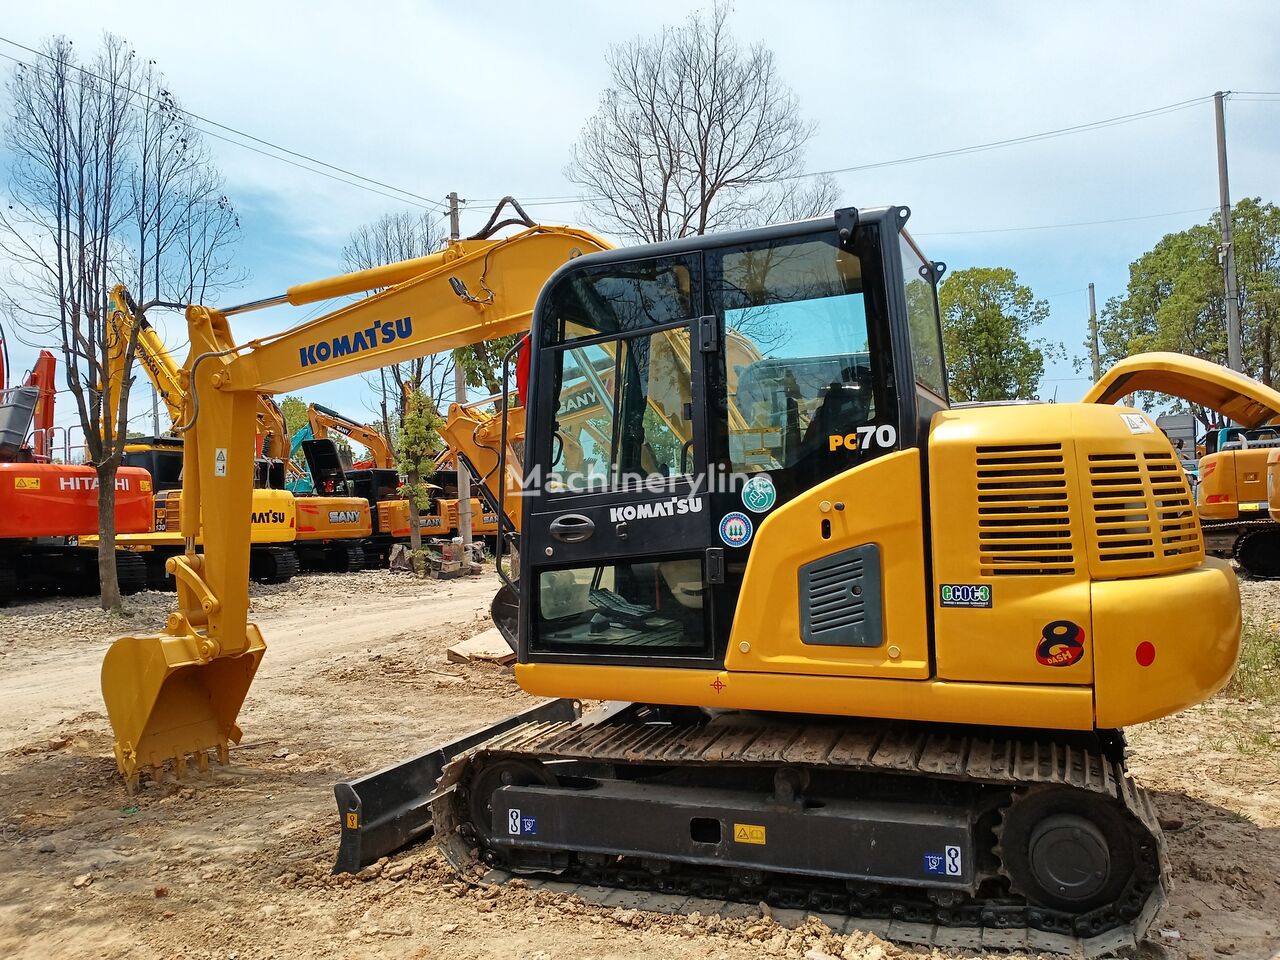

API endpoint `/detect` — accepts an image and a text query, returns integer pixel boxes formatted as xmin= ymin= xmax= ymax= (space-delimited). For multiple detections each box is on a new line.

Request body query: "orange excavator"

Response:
xmin=0 ymin=331 xmax=152 ymax=602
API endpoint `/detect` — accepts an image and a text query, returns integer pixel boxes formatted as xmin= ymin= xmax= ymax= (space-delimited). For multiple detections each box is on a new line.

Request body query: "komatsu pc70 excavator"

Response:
xmin=103 ymin=202 xmax=1255 ymax=953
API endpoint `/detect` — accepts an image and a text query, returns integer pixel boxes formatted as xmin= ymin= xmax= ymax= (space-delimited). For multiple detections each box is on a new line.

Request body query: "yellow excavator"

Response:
xmin=102 ymin=202 xmax=1250 ymax=952
xmin=102 ymin=287 xmax=372 ymax=580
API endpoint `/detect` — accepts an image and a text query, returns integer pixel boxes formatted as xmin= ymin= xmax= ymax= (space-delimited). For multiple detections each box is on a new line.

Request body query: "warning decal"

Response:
xmin=733 ymin=823 xmax=767 ymax=845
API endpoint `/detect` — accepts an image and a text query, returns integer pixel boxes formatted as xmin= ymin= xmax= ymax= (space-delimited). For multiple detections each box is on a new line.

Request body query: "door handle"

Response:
xmin=549 ymin=513 xmax=594 ymax=543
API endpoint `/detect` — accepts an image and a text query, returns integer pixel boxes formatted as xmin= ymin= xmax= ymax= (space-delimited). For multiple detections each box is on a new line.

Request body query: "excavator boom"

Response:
xmin=101 ymin=221 xmax=611 ymax=786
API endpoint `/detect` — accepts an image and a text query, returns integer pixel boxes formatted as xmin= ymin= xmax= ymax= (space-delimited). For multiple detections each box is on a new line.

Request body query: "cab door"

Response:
xmin=520 ymin=253 xmax=721 ymax=666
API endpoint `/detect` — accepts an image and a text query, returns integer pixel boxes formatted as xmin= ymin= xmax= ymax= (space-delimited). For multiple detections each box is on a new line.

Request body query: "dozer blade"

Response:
xmin=333 ymin=698 xmax=578 ymax=873
xmin=489 ymin=583 xmax=519 ymax=652
xmin=101 ymin=628 xmax=266 ymax=790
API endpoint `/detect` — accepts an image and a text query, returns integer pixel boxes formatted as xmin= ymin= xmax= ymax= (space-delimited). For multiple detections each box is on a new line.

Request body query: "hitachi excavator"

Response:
xmin=103 ymin=287 xmax=372 ymax=581
xmin=0 ymin=334 xmax=152 ymax=601
xmin=102 ymin=202 xmax=1249 ymax=953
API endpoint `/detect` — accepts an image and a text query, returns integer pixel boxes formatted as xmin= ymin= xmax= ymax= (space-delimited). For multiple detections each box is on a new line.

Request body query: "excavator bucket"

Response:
xmin=101 ymin=628 xmax=266 ymax=789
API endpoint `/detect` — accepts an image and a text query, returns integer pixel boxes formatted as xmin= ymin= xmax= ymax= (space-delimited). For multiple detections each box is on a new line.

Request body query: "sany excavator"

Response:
xmin=292 ymin=400 xmax=501 ymax=547
xmin=103 ymin=287 xmax=372 ymax=582
xmin=305 ymin=402 xmax=394 ymax=469
xmin=103 ymin=203 xmax=1249 ymax=952
xmin=0 ymin=332 xmax=152 ymax=601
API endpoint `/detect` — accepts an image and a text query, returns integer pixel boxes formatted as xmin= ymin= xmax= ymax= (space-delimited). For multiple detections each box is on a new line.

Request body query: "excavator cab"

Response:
xmin=515 ymin=207 xmax=938 ymax=665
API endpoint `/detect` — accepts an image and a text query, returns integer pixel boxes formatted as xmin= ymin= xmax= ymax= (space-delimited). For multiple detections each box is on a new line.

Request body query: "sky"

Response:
xmin=0 ymin=0 xmax=1278 ymax=439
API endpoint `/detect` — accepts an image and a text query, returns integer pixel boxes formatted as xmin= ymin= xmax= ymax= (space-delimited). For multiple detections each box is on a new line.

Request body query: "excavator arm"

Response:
xmin=109 ymin=286 xmax=302 ymax=474
xmin=101 ymin=222 xmax=610 ymax=786
xmin=307 ymin=403 xmax=394 ymax=469
xmin=107 ymin=286 xmax=186 ymax=427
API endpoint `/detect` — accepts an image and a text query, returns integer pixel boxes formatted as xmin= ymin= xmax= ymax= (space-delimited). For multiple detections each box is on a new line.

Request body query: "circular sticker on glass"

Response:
xmin=740 ymin=474 xmax=777 ymax=513
xmin=719 ymin=511 xmax=754 ymax=547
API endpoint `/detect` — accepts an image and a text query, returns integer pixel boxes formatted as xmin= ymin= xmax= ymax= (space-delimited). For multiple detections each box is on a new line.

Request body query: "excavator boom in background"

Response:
xmin=102 ymin=203 xmax=1253 ymax=953
xmin=307 ymin=403 xmax=394 ymax=468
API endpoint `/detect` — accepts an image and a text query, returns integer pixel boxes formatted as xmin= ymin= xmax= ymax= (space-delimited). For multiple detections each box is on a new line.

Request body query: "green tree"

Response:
xmin=279 ymin=395 xmax=308 ymax=437
xmin=938 ymin=267 xmax=1054 ymax=401
xmin=1096 ymin=198 xmax=1280 ymax=425
xmin=397 ymin=384 xmax=443 ymax=572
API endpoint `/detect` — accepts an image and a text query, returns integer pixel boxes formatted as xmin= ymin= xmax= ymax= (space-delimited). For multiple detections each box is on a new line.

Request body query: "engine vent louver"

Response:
xmin=1088 ymin=450 xmax=1200 ymax=563
xmin=798 ymin=544 xmax=883 ymax=647
xmin=975 ymin=443 xmax=1075 ymax=576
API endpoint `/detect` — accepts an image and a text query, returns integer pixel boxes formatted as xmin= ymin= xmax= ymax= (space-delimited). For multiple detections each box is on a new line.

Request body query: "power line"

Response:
xmin=787 ymin=95 xmax=1215 ymax=181
xmin=0 ymin=37 xmax=448 ymax=214
xmin=914 ymin=206 xmax=1215 ymax=237
xmin=495 ymin=95 xmax=1225 ymax=210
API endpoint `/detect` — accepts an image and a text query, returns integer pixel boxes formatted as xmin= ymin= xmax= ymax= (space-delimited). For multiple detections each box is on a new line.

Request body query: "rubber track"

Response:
xmin=251 ymin=544 xmax=299 ymax=584
xmin=1202 ymin=517 xmax=1278 ymax=557
xmin=432 ymin=715 xmax=1167 ymax=957
xmin=115 ymin=550 xmax=148 ymax=595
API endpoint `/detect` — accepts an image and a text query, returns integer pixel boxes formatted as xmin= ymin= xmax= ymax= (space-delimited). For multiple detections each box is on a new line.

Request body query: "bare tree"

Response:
xmin=567 ymin=3 xmax=838 ymax=242
xmin=0 ymin=34 xmax=243 ymax=609
xmin=129 ymin=60 xmax=246 ymax=304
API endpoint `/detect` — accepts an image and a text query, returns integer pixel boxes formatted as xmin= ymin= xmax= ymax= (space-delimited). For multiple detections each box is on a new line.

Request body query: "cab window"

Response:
xmin=710 ymin=236 xmax=884 ymax=480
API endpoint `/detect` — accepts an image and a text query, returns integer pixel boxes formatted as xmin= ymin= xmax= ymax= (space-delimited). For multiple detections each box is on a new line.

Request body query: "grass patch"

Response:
xmin=1213 ymin=621 xmax=1280 ymax=754
xmin=1226 ymin=622 xmax=1280 ymax=702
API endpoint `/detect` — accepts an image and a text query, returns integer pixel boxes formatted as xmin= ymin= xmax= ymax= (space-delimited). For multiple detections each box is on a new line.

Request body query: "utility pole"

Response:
xmin=151 ymin=384 xmax=160 ymax=436
xmin=1087 ymin=283 xmax=1101 ymax=382
xmin=1214 ymin=91 xmax=1243 ymax=372
xmin=447 ymin=191 xmax=473 ymax=555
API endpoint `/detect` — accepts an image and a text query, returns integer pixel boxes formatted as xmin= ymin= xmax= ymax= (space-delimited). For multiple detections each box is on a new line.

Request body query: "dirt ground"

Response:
xmin=0 ymin=569 xmax=1277 ymax=960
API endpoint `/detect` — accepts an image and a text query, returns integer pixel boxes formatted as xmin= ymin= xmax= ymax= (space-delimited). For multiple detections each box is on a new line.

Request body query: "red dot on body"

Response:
xmin=1136 ymin=641 xmax=1156 ymax=667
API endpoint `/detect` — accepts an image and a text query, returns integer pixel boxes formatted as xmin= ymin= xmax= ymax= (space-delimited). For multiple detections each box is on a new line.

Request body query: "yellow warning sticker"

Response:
xmin=14 ymin=477 xmax=40 ymax=490
xmin=345 ymin=812 xmax=359 ymax=829
xmin=733 ymin=823 xmax=766 ymax=845
xmin=140 ymin=479 xmax=152 ymax=492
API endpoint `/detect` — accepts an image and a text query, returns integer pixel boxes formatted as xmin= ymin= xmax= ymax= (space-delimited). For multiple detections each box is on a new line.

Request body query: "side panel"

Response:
xmin=164 ymin=488 xmax=297 ymax=543
xmin=295 ymin=496 xmax=372 ymax=540
xmin=0 ymin=464 xmax=153 ymax=538
xmin=1230 ymin=448 xmax=1270 ymax=512
xmin=724 ymin=450 xmax=929 ymax=679
xmin=1197 ymin=452 xmax=1239 ymax=520
xmin=928 ymin=407 xmax=1093 ymax=685
xmin=378 ymin=498 xmax=449 ymax=538
xmin=515 ymin=663 xmax=1095 ymax=729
